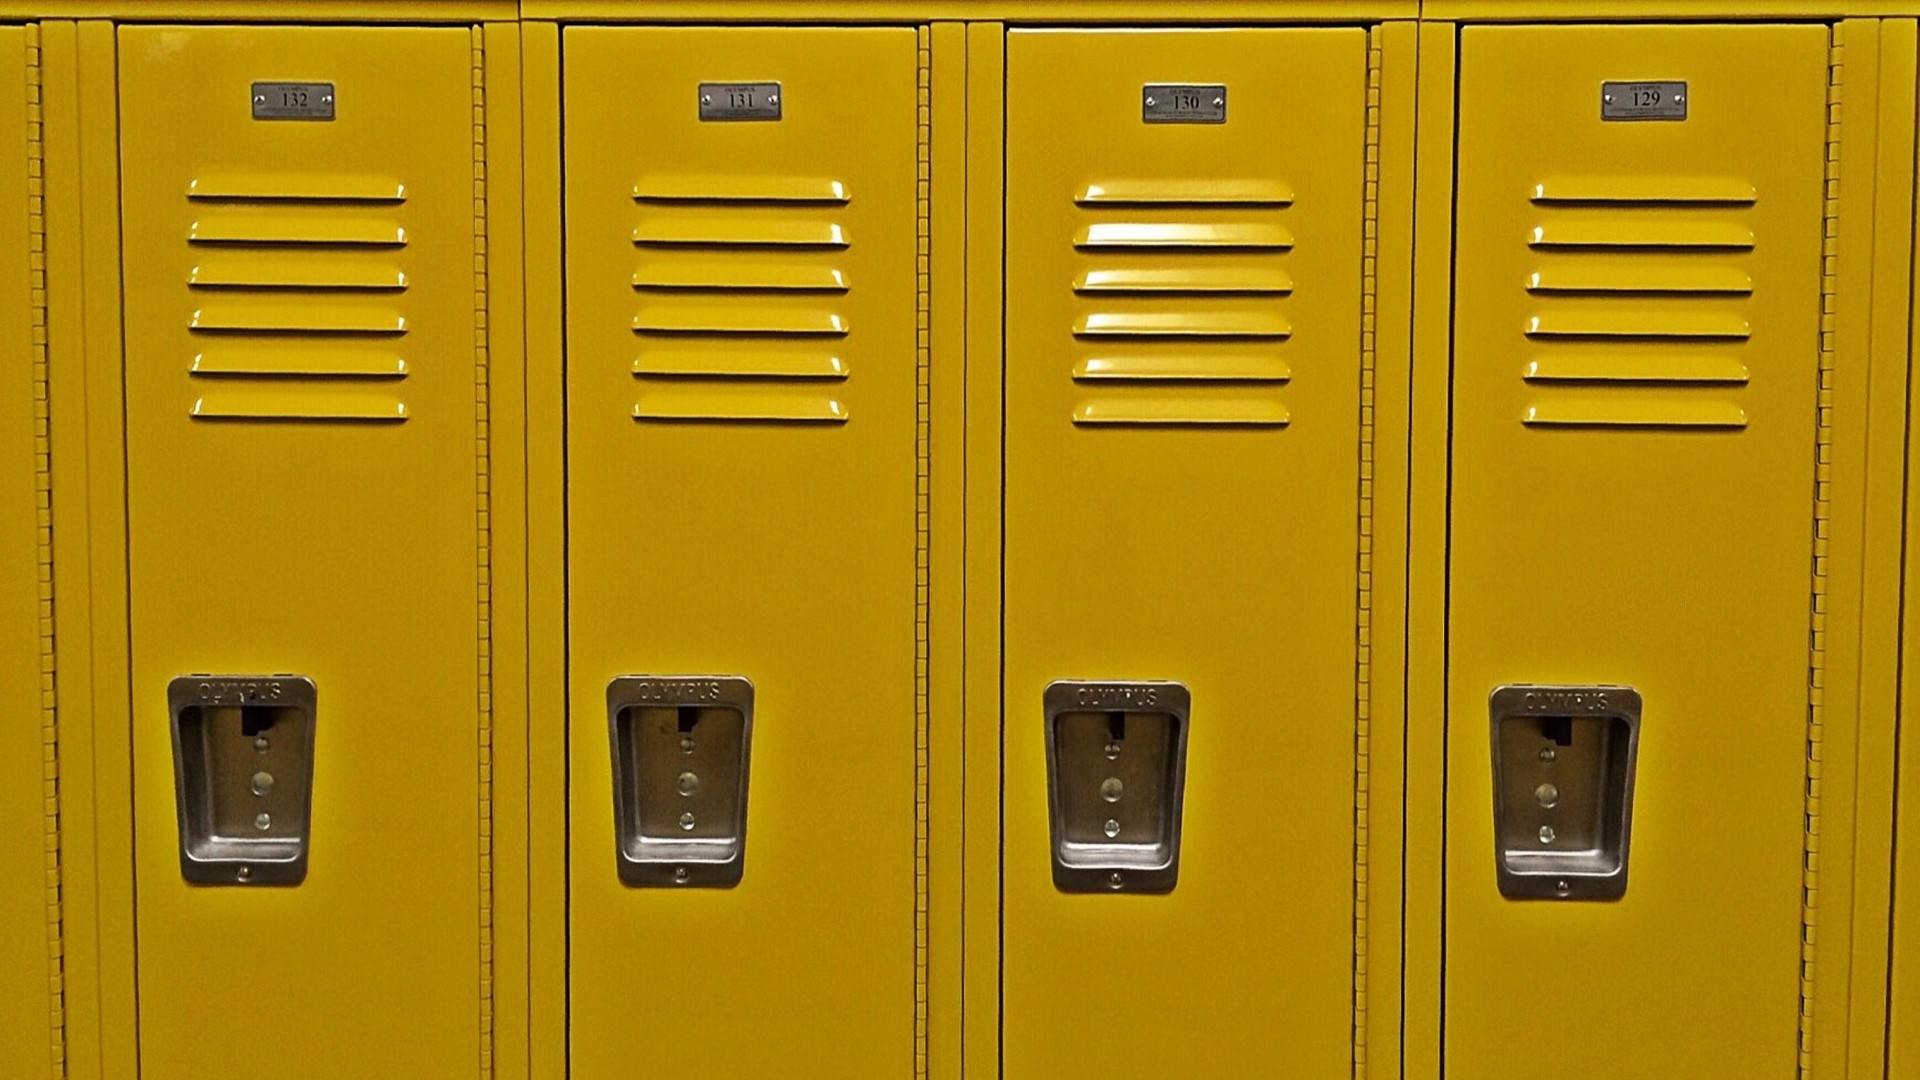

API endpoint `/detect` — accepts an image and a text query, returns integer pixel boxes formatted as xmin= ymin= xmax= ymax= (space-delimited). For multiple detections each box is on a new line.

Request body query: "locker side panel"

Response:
xmin=1003 ymin=28 xmax=1367 ymax=1079
xmin=0 ymin=23 xmax=49 ymax=1080
xmin=563 ymin=27 xmax=921 ymax=1079
xmin=1446 ymin=25 xmax=1827 ymax=1079
xmin=118 ymin=26 xmax=486 ymax=1078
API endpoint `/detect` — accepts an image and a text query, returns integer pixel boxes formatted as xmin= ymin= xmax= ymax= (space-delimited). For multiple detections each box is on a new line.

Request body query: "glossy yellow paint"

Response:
xmin=1003 ymin=27 xmax=1367 ymax=1078
xmin=0 ymin=23 xmax=52 ymax=1080
xmin=563 ymin=26 xmax=923 ymax=1079
xmin=119 ymin=25 xmax=494 ymax=1078
xmin=1447 ymin=24 xmax=1828 ymax=1079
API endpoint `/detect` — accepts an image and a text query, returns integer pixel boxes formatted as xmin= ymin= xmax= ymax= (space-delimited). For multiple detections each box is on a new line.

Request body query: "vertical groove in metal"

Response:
xmin=1352 ymin=28 xmax=1381 ymax=1080
xmin=26 ymin=21 xmax=63 ymax=1079
xmin=471 ymin=25 xmax=495 ymax=1080
xmin=1799 ymin=30 xmax=1842 ymax=1080
xmin=913 ymin=24 xmax=932 ymax=1080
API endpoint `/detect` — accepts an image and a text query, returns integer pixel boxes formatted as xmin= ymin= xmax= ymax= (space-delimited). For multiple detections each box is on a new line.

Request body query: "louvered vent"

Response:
xmin=630 ymin=176 xmax=852 ymax=423
xmin=1069 ymin=179 xmax=1293 ymax=427
xmin=1521 ymin=176 xmax=1757 ymax=429
xmin=185 ymin=174 xmax=411 ymax=422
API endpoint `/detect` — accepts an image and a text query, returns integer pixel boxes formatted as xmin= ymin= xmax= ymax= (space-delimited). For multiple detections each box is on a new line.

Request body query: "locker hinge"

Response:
xmin=1797 ymin=29 xmax=1843 ymax=1080
xmin=1351 ymin=29 xmax=1383 ymax=1080
xmin=913 ymin=25 xmax=932 ymax=1080
xmin=470 ymin=26 xmax=495 ymax=1080
xmin=26 ymin=21 xmax=66 ymax=1079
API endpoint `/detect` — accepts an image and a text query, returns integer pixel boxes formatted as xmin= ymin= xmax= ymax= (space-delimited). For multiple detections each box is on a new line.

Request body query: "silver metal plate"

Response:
xmin=252 ymin=81 xmax=334 ymax=121
xmin=1489 ymin=684 xmax=1642 ymax=901
xmin=168 ymin=674 xmax=318 ymax=886
xmin=1043 ymin=680 xmax=1191 ymax=893
xmin=699 ymin=82 xmax=781 ymax=122
xmin=607 ymin=675 xmax=754 ymax=887
xmin=1601 ymin=81 xmax=1686 ymax=121
xmin=1143 ymin=84 xmax=1226 ymax=124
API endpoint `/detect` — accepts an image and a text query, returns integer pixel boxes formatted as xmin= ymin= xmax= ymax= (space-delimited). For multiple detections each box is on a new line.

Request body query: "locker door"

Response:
xmin=0 ymin=24 xmax=48 ymax=1078
xmin=1447 ymin=25 xmax=1828 ymax=1078
xmin=119 ymin=26 xmax=489 ymax=1078
xmin=1004 ymin=29 xmax=1367 ymax=1078
xmin=563 ymin=27 xmax=921 ymax=1078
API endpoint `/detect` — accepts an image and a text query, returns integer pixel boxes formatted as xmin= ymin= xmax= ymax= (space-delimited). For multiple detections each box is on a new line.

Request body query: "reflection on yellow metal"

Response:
xmin=563 ymin=25 xmax=924 ymax=1079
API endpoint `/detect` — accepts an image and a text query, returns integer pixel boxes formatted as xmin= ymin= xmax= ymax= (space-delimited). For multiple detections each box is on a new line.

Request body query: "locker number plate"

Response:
xmin=252 ymin=82 xmax=334 ymax=121
xmin=1601 ymin=81 xmax=1686 ymax=121
xmin=700 ymin=82 xmax=781 ymax=122
xmin=1143 ymin=84 xmax=1226 ymax=124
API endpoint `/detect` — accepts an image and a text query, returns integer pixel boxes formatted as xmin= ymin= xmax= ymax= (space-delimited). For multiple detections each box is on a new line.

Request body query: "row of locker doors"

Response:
xmin=0 ymin=17 xmax=1883 ymax=1080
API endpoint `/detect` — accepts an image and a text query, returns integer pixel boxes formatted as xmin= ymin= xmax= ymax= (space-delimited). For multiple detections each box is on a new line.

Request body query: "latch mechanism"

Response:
xmin=607 ymin=675 xmax=753 ymax=887
xmin=1489 ymin=684 xmax=1642 ymax=900
xmin=169 ymin=674 xmax=317 ymax=886
xmin=1044 ymin=680 xmax=1190 ymax=893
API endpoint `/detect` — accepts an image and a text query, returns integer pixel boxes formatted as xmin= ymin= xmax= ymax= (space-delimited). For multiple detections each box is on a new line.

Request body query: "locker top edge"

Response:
xmin=0 ymin=2 xmax=513 ymax=22
xmin=524 ymin=1 xmax=1417 ymax=22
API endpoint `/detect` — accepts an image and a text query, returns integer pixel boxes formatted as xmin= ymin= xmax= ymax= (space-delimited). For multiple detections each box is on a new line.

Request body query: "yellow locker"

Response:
xmin=119 ymin=25 xmax=493 ymax=1077
xmin=563 ymin=27 xmax=922 ymax=1077
xmin=0 ymin=23 xmax=50 ymax=1079
xmin=1447 ymin=24 xmax=1828 ymax=1078
xmin=1003 ymin=28 xmax=1367 ymax=1077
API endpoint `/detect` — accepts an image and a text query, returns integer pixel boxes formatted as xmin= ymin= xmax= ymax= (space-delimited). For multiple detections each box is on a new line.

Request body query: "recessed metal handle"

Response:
xmin=1044 ymin=680 xmax=1190 ymax=893
xmin=1489 ymin=684 xmax=1642 ymax=900
xmin=168 ymin=674 xmax=317 ymax=886
xmin=607 ymin=675 xmax=753 ymax=887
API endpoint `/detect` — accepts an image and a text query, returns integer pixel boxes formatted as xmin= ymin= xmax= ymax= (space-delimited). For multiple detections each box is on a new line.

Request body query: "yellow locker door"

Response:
xmin=1447 ymin=25 xmax=1828 ymax=1079
xmin=119 ymin=26 xmax=489 ymax=1078
xmin=0 ymin=24 xmax=49 ymax=1079
xmin=1004 ymin=29 xmax=1366 ymax=1078
xmin=563 ymin=27 xmax=921 ymax=1078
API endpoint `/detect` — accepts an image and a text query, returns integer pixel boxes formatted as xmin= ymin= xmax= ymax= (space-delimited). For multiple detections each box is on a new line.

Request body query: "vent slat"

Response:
xmin=634 ymin=218 xmax=849 ymax=248
xmin=633 ymin=309 xmax=848 ymax=336
xmin=633 ymin=262 xmax=848 ymax=292
xmin=1530 ymin=177 xmax=1757 ymax=205
xmin=1075 ymin=311 xmax=1290 ymax=339
xmin=1074 ymin=355 xmax=1290 ymax=382
xmin=633 ymin=352 xmax=848 ymax=380
xmin=190 ymin=390 xmax=408 ymax=422
xmin=191 ymin=305 xmax=407 ymax=335
xmin=1526 ymin=265 xmax=1751 ymax=295
xmin=1072 ymin=397 xmax=1290 ymax=427
xmin=1522 ymin=398 xmax=1748 ymax=429
xmin=191 ymin=350 xmax=408 ymax=379
xmin=634 ymin=176 xmax=850 ymax=203
xmin=1076 ymin=179 xmax=1294 ymax=206
xmin=187 ymin=174 xmax=407 ymax=202
xmin=1529 ymin=218 xmax=1753 ymax=249
xmin=1074 ymin=267 xmax=1292 ymax=295
xmin=190 ymin=214 xmax=407 ymax=246
xmin=1075 ymin=222 xmax=1293 ymax=251
xmin=633 ymin=388 xmax=849 ymax=423
xmin=1526 ymin=311 xmax=1750 ymax=340
xmin=1524 ymin=356 xmax=1749 ymax=384
xmin=189 ymin=259 xmax=408 ymax=291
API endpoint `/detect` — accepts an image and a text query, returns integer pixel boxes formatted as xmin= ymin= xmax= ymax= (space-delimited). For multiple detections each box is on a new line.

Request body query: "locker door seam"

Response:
xmin=1354 ymin=26 xmax=1381 ymax=1080
xmin=915 ymin=24 xmax=933 ymax=1080
xmin=1439 ymin=25 xmax=1463 ymax=1080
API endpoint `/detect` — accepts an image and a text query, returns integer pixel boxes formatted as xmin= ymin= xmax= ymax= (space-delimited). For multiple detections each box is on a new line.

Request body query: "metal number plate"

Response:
xmin=1601 ymin=81 xmax=1686 ymax=121
xmin=252 ymin=82 xmax=334 ymax=121
xmin=1143 ymin=84 xmax=1226 ymax=124
xmin=700 ymin=82 xmax=781 ymax=122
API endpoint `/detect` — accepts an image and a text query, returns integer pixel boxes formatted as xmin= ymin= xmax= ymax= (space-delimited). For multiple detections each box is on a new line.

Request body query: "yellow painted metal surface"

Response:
xmin=1446 ymin=24 xmax=1828 ymax=1079
xmin=563 ymin=26 xmax=922 ymax=1078
xmin=1003 ymin=28 xmax=1366 ymax=1078
xmin=119 ymin=25 xmax=489 ymax=1078
xmin=0 ymin=24 xmax=51 ymax=1080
